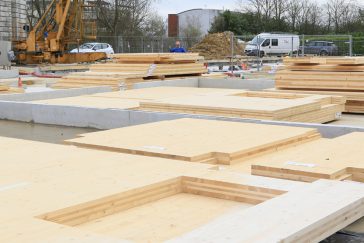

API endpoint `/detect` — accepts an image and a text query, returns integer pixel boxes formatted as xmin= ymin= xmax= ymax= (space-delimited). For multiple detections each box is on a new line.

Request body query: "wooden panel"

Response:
xmin=139 ymin=91 xmax=344 ymax=123
xmin=276 ymin=56 xmax=364 ymax=113
xmin=284 ymin=56 xmax=364 ymax=65
xmin=170 ymin=179 xmax=364 ymax=243
xmin=65 ymin=118 xmax=320 ymax=165
xmin=247 ymin=132 xmax=364 ymax=183
xmin=267 ymin=88 xmax=364 ymax=113
xmin=1 ymin=131 xmax=364 ymax=242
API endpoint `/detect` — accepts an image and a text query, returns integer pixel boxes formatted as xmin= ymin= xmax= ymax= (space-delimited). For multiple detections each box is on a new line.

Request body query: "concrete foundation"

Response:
xmin=0 ymin=78 xmax=362 ymax=139
xmin=131 ymin=77 xmax=275 ymax=91
xmin=0 ymin=69 xmax=19 ymax=79
xmin=0 ymin=86 xmax=112 ymax=101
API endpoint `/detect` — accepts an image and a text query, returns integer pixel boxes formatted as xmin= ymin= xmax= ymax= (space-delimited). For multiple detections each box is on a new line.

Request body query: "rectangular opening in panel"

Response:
xmin=37 ymin=177 xmax=285 ymax=242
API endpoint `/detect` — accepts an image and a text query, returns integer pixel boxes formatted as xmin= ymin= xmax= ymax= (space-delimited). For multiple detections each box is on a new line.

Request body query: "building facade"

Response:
xmin=168 ymin=9 xmax=222 ymax=38
xmin=0 ymin=0 xmax=27 ymax=41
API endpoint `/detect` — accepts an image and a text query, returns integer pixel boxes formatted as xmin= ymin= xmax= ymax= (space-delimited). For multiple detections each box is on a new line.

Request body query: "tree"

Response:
xmin=26 ymin=0 xmax=52 ymax=28
xmin=95 ymin=0 xmax=155 ymax=37
xmin=179 ymin=15 xmax=203 ymax=39
xmin=143 ymin=13 xmax=166 ymax=37
xmin=209 ymin=11 xmax=260 ymax=35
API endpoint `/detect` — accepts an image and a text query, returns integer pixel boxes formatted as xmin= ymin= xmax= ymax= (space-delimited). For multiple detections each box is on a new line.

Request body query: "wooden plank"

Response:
xmin=284 ymin=56 xmax=364 ymax=65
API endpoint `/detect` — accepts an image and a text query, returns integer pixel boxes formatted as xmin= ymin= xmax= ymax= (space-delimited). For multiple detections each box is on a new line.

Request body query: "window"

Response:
xmin=262 ymin=39 xmax=270 ymax=47
xmin=101 ymin=44 xmax=108 ymax=49
xmin=272 ymin=39 xmax=278 ymax=46
xmin=93 ymin=44 xmax=102 ymax=50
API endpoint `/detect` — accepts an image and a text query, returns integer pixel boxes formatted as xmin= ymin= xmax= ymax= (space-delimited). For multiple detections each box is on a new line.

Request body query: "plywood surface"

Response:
xmin=139 ymin=90 xmax=344 ymax=122
xmin=65 ymin=118 xmax=320 ymax=164
xmin=0 ymin=135 xmax=313 ymax=243
xmin=32 ymin=87 xmax=246 ymax=109
xmin=284 ymin=56 xmax=364 ymax=65
xmin=238 ymin=132 xmax=364 ymax=182
xmin=32 ymin=95 xmax=143 ymax=109
xmin=87 ymin=86 xmax=242 ymax=100
xmin=78 ymin=193 xmax=248 ymax=243
xmin=169 ymin=179 xmax=364 ymax=243
xmin=1 ymin=128 xmax=364 ymax=242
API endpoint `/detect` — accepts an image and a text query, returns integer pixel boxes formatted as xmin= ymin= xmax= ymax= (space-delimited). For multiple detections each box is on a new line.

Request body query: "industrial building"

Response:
xmin=168 ymin=9 xmax=222 ymax=37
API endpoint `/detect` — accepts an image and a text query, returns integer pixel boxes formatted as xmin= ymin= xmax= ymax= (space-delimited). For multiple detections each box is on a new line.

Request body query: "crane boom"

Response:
xmin=13 ymin=0 xmax=106 ymax=64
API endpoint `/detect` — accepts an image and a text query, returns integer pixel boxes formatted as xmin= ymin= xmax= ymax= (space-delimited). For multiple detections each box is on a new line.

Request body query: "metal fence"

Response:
xmin=235 ymin=34 xmax=354 ymax=58
xmin=63 ymin=33 xmax=364 ymax=58
xmin=94 ymin=36 xmax=202 ymax=53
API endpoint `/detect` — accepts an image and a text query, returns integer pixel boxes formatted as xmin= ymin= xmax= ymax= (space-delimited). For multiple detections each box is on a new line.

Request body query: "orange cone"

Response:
xmin=18 ymin=77 xmax=22 ymax=88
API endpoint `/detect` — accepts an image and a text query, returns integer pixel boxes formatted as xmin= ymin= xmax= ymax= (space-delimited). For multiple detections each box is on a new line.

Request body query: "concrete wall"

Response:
xmin=0 ymin=100 xmax=363 ymax=138
xmin=0 ymin=69 xmax=19 ymax=79
xmin=0 ymin=86 xmax=112 ymax=102
xmin=132 ymin=78 xmax=199 ymax=89
xmin=0 ymin=0 xmax=27 ymax=41
xmin=198 ymin=78 xmax=275 ymax=90
xmin=132 ymin=77 xmax=275 ymax=91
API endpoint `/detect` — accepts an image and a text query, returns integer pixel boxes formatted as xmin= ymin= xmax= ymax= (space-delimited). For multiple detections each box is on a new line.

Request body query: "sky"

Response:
xmin=153 ymin=0 xmax=333 ymax=18
xmin=153 ymin=0 xmax=236 ymax=18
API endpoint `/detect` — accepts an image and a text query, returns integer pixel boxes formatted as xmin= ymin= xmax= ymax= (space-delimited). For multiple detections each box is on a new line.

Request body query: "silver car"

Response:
xmin=299 ymin=41 xmax=338 ymax=56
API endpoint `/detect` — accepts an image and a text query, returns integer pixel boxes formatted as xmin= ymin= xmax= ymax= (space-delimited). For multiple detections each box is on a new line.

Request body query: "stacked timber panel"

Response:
xmin=249 ymin=132 xmax=364 ymax=183
xmin=34 ymin=87 xmax=344 ymax=123
xmin=138 ymin=90 xmax=345 ymax=123
xmin=53 ymin=53 xmax=207 ymax=90
xmin=276 ymin=57 xmax=364 ymax=113
xmin=0 ymin=85 xmax=23 ymax=94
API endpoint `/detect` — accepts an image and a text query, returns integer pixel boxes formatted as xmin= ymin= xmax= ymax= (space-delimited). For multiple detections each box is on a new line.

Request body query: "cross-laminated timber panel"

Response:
xmin=31 ymin=87 xmax=244 ymax=109
xmin=242 ymin=132 xmax=364 ymax=183
xmin=284 ymin=56 xmax=364 ymax=65
xmin=2 ymin=136 xmax=364 ymax=242
xmin=275 ymin=56 xmax=364 ymax=113
xmin=138 ymin=91 xmax=345 ymax=123
xmin=266 ymin=88 xmax=364 ymax=113
xmin=65 ymin=118 xmax=321 ymax=165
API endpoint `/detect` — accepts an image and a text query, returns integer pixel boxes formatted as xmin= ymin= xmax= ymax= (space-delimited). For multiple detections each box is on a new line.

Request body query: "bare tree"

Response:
xmin=179 ymin=16 xmax=203 ymax=38
xmin=96 ymin=0 xmax=155 ymax=36
xmin=143 ymin=13 xmax=166 ymax=37
xmin=324 ymin=0 xmax=359 ymax=32
xmin=287 ymin=0 xmax=303 ymax=31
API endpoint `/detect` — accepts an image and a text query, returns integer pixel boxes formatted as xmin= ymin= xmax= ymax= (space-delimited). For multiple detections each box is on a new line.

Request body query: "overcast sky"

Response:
xmin=153 ymin=0 xmax=339 ymax=18
xmin=153 ymin=0 xmax=236 ymax=17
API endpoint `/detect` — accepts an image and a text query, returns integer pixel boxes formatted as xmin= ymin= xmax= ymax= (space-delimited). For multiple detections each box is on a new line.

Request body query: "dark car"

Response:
xmin=299 ymin=41 xmax=338 ymax=56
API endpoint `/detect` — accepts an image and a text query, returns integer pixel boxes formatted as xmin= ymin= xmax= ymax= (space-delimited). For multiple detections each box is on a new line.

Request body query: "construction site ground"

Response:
xmin=2 ymin=58 xmax=364 ymax=242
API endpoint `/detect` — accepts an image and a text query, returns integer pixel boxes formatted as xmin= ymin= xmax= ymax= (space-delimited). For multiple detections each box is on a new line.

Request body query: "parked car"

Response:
xmin=299 ymin=41 xmax=338 ymax=56
xmin=70 ymin=43 xmax=114 ymax=54
xmin=245 ymin=33 xmax=300 ymax=57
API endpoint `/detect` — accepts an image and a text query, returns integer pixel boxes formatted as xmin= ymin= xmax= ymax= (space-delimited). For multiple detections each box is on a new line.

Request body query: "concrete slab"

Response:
xmin=198 ymin=78 xmax=275 ymax=90
xmin=0 ymin=69 xmax=19 ymax=79
xmin=132 ymin=78 xmax=199 ymax=89
xmin=0 ymin=86 xmax=112 ymax=101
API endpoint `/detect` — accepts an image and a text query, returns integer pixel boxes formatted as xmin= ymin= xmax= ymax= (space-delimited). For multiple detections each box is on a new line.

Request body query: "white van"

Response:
xmin=245 ymin=33 xmax=299 ymax=57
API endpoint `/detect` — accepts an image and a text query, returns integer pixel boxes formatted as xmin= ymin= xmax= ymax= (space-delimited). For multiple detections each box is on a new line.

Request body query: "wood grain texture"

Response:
xmin=65 ymin=118 xmax=320 ymax=164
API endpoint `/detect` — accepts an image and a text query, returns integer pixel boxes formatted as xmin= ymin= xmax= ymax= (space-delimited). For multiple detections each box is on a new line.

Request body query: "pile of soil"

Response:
xmin=190 ymin=32 xmax=245 ymax=60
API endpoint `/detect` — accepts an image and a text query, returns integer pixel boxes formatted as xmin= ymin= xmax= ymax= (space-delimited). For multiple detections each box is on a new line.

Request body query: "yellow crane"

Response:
xmin=13 ymin=0 xmax=106 ymax=64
